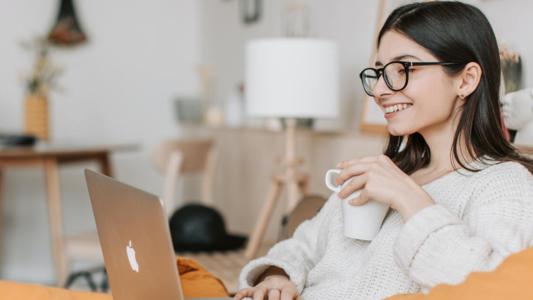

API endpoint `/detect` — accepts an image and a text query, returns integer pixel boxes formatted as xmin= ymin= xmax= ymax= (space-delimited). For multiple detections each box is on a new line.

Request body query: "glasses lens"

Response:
xmin=383 ymin=62 xmax=407 ymax=91
xmin=361 ymin=69 xmax=379 ymax=96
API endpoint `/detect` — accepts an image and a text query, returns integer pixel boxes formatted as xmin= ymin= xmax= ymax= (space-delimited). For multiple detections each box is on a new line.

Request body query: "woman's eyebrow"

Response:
xmin=393 ymin=54 xmax=421 ymax=61
xmin=375 ymin=54 xmax=422 ymax=66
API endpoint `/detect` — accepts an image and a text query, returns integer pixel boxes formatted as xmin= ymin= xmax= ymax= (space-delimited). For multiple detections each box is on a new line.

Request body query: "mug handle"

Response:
xmin=325 ymin=169 xmax=342 ymax=193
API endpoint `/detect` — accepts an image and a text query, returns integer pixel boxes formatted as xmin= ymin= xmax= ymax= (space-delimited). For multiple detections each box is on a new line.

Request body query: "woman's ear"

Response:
xmin=456 ymin=62 xmax=482 ymax=100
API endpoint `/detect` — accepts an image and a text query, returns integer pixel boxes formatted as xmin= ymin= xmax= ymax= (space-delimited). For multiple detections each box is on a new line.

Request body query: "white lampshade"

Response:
xmin=245 ymin=38 xmax=339 ymax=119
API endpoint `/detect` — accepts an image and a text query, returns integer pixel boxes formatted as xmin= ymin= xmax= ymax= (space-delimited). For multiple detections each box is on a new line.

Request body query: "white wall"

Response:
xmin=479 ymin=0 xmax=533 ymax=87
xmin=0 ymin=0 xmax=200 ymax=283
xmin=200 ymin=0 xmax=533 ymax=132
xmin=199 ymin=0 xmax=379 ymax=131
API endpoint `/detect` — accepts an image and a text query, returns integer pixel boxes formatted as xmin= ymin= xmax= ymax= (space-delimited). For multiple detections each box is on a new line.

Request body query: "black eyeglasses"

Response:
xmin=359 ymin=61 xmax=462 ymax=97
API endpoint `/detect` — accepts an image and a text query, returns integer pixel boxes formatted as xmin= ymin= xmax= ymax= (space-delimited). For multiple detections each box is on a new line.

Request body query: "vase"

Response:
xmin=24 ymin=94 xmax=50 ymax=141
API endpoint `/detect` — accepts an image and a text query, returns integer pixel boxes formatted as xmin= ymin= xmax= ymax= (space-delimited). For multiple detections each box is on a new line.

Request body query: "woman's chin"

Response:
xmin=387 ymin=124 xmax=415 ymax=136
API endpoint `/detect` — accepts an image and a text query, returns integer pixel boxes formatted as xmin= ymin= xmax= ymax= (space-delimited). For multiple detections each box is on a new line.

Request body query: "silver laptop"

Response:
xmin=85 ymin=169 xmax=232 ymax=300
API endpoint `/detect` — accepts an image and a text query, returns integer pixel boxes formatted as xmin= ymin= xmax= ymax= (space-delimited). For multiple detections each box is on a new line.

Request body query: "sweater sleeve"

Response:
xmin=238 ymin=193 xmax=339 ymax=293
xmin=394 ymin=162 xmax=533 ymax=290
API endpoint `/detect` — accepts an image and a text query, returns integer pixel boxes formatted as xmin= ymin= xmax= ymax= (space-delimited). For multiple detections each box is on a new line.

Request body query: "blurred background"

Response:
xmin=0 ymin=0 xmax=532 ymax=291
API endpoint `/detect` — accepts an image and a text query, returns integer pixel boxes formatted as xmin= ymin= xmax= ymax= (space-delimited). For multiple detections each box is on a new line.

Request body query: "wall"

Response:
xmin=0 ymin=0 xmax=201 ymax=282
xmin=199 ymin=0 xmax=380 ymax=131
xmin=479 ymin=0 xmax=533 ymax=87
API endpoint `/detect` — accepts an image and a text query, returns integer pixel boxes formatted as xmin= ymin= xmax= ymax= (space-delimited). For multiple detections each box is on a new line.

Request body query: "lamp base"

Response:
xmin=244 ymin=171 xmax=309 ymax=260
xmin=244 ymin=118 xmax=310 ymax=259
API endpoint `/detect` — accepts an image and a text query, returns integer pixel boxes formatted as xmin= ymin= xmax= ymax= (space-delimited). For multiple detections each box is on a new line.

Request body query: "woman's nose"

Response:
xmin=372 ymin=75 xmax=393 ymax=99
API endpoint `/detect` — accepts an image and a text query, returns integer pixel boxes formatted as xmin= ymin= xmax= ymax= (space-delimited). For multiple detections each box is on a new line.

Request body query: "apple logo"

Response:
xmin=126 ymin=240 xmax=140 ymax=273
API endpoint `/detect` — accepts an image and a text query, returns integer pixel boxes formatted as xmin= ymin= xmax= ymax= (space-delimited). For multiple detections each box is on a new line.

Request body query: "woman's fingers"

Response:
xmin=234 ymin=288 xmax=254 ymax=299
xmin=349 ymin=189 xmax=370 ymax=206
xmin=336 ymin=163 xmax=370 ymax=185
xmin=253 ymin=286 xmax=268 ymax=300
xmin=268 ymin=288 xmax=281 ymax=300
xmin=336 ymin=156 xmax=378 ymax=169
xmin=338 ymin=173 xmax=366 ymax=199
xmin=280 ymin=285 xmax=297 ymax=300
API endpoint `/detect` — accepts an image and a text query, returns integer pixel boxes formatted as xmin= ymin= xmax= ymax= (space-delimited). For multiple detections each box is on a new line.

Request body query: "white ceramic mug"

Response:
xmin=325 ymin=169 xmax=389 ymax=240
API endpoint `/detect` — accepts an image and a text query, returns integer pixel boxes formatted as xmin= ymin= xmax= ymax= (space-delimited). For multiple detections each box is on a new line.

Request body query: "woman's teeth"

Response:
xmin=384 ymin=104 xmax=412 ymax=114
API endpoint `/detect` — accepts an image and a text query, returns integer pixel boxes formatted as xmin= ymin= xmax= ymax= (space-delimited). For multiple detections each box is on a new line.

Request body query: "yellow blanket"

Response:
xmin=0 ymin=256 xmax=229 ymax=300
xmin=389 ymin=247 xmax=533 ymax=300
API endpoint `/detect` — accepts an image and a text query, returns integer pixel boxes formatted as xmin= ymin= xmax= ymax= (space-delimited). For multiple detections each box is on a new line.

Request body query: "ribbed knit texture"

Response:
xmin=239 ymin=161 xmax=533 ymax=299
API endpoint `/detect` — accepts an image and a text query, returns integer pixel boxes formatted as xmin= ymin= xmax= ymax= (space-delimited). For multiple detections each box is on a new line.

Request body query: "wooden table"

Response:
xmin=0 ymin=142 xmax=137 ymax=285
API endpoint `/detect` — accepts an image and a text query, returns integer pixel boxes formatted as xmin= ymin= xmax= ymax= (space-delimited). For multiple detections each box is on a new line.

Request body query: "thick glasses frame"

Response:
xmin=359 ymin=61 xmax=462 ymax=97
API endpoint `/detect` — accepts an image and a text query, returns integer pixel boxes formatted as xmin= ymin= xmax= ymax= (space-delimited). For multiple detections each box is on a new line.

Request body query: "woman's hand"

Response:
xmin=234 ymin=274 xmax=298 ymax=300
xmin=335 ymin=155 xmax=434 ymax=220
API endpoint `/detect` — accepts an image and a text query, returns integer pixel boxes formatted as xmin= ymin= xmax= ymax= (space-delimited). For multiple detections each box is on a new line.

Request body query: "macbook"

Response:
xmin=85 ymin=169 xmax=232 ymax=300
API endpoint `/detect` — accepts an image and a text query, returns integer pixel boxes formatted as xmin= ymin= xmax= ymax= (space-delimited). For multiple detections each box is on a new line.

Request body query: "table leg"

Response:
xmin=245 ymin=177 xmax=283 ymax=260
xmin=98 ymin=153 xmax=114 ymax=177
xmin=44 ymin=159 xmax=67 ymax=286
xmin=0 ymin=168 xmax=4 ymax=260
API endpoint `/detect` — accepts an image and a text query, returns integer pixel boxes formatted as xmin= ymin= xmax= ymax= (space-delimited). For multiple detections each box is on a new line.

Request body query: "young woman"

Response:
xmin=235 ymin=2 xmax=533 ymax=299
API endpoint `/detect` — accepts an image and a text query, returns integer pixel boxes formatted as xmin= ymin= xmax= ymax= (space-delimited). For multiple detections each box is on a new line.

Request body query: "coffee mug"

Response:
xmin=325 ymin=169 xmax=389 ymax=240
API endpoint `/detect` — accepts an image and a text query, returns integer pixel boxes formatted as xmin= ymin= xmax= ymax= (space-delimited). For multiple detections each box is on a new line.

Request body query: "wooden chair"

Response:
xmin=64 ymin=139 xmax=217 ymax=289
xmin=151 ymin=138 xmax=217 ymax=216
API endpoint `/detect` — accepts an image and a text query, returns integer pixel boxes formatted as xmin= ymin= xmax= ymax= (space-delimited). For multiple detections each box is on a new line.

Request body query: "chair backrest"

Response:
xmin=152 ymin=138 xmax=217 ymax=216
xmin=153 ymin=139 xmax=214 ymax=174
xmin=278 ymin=194 xmax=327 ymax=240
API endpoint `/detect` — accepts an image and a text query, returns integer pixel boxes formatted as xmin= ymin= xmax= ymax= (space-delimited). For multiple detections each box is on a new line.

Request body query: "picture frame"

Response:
xmin=359 ymin=0 xmax=434 ymax=134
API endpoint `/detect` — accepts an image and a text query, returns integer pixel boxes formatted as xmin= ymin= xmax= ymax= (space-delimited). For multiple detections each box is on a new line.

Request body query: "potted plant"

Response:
xmin=20 ymin=37 xmax=62 ymax=141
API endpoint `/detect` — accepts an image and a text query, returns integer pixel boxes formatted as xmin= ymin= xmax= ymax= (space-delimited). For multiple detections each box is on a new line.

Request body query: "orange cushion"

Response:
xmin=177 ymin=256 xmax=229 ymax=298
xmin=388 ymin=247 xmax=533 ymax=300
xmin=0 ymin=256 xmax=229 ymax=299
xmin=0 ymin=281 xmax=112 ymax=300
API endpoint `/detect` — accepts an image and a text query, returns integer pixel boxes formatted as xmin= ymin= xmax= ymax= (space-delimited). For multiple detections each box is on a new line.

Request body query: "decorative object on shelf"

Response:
xmin=0 ymin=133 xmax=37 ymax=147
xmin=20 ymin=38 xmax=63 ymax=141
xmin=501 ymin=88 xmax=533 ymax=146
xmin=224 ymin=82 xmax=245 ymax=127
xmin=284 ymin=0 xmax=310 ymax=37
xmin=48 ymin=0 xmax=87 ymax=46
xmin=222 ymin=0 xmax=262 ymax=25
xmin=174 ymin=97 xmax=204 ymax=125
xmin=196 ymin=64 xmax=225 ymax=127
xmin=205 ymin=106 xmax=225 ymax=127
xmin=499 ymin=44 xmax=522 ymax=93
xmin=24 ymin=94 xmax=50 ymax=141
xmin=240 ymin=0 xmax=262 ymax=24
xmin=244 ymin=38 xmax=339 ymax=258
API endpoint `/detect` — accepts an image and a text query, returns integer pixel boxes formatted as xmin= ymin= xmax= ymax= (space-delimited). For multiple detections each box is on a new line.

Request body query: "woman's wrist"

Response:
xmin=395 ymin=188 xmax=434 ymax=220
xmin=254 ymin=266 xmax=289 ymax=285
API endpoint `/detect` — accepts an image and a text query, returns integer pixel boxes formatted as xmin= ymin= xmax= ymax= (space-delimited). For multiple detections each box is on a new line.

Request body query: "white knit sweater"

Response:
xmin=239 ymin=161 xmax=533 ymax=299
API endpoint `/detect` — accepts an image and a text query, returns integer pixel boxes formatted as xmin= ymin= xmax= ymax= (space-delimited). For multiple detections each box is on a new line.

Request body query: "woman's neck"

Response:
xmin=419 ymin=117 xmax=472 ymax=173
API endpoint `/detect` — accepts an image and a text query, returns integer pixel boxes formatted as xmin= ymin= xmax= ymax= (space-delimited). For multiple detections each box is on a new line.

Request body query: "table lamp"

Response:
xmin=244 ymin=38 xmax=339 ymax=258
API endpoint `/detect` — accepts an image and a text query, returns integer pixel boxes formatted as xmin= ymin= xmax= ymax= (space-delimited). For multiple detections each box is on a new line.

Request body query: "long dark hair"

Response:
xmin=378 ymin=1 xmax=533 ymax=174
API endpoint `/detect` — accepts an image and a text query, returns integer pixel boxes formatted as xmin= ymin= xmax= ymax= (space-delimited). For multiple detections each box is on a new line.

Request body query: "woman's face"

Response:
xmin=374 ymin=31 xmax=462 ymax=136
